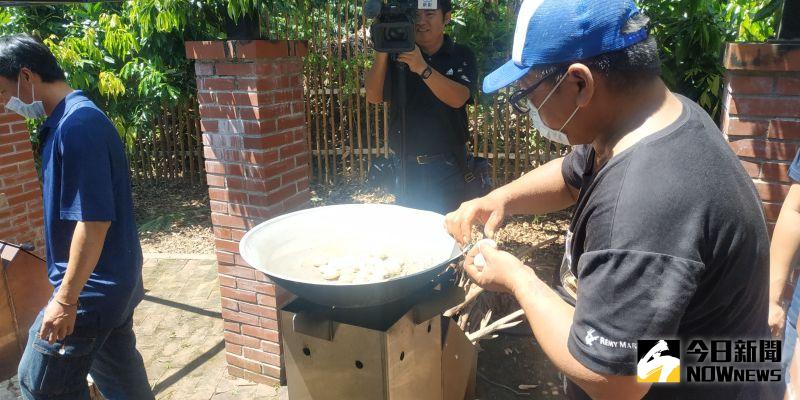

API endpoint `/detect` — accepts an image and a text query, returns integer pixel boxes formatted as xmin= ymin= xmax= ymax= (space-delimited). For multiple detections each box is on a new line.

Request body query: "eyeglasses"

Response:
xmin=507 ymin=69 xmax=562 ymax=115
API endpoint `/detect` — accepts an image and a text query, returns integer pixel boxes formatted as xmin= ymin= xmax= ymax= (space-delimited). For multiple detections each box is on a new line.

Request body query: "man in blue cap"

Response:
xmin=445 ymin=0 xmax=780 ymax=398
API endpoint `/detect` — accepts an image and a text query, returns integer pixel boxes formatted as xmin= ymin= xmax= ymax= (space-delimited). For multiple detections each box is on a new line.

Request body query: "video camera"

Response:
xmin=365 ymin=0 xmax=438 ymax=53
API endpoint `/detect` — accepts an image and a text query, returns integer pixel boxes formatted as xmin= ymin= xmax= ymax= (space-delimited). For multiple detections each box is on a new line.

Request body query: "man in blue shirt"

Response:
xmin=0 ymin=34 xmax=152 ymax=399
xmin=769 ymin=149 xmax=800 ymax=395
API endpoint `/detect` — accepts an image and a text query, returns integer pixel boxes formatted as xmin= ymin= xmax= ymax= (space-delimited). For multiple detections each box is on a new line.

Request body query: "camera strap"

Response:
xmin=447 ymin=110 xmax=475 ymax=183
xmin=452 ymin=142 xmax=476 ymax=183
xmin=444 ymin=98 xmax=475 ymax=183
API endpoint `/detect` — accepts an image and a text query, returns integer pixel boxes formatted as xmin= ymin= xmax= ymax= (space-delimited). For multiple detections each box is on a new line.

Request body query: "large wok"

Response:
xmin=239 ymin=204 xmax=464 ymax=308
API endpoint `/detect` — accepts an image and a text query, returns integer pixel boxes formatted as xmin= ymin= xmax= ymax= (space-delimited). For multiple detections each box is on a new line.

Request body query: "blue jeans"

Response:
xmin=783 ymin=285 xmax=800 ymax=383
xmin=18 ymin=310 xmax=154 ymax=400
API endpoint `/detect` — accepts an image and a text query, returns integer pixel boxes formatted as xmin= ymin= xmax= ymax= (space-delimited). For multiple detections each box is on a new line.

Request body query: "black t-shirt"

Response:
xmin=384 ymin=35 xmax=477 ymax=155
xmin=560 ymin=95 xmax=779 ymax=399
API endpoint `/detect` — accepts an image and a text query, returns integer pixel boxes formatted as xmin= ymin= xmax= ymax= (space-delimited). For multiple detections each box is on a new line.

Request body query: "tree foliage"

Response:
xmin=0 ymin=0 xmax=780 ymax=145
xmin=445 ymin=0 xmax=775 ymax=118
xmin=0 ymin=1 xmax=226 ymax=151
xmin=640 ymin=0 xmax=775 ymax=119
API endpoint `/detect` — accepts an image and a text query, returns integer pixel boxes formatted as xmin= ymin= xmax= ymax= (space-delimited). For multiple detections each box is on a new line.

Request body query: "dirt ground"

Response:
xmin=132 ymin=177 xmax=395 ymax=254
xmin=133 ymin=180 xmax=215 ymax=254
xmin=132 ymin=176 xmax=571 ymax=399
xmin=133 ymin=176 xmax=569 ymax=255
xmin=477 ymin=335 xmax=567 ymax=399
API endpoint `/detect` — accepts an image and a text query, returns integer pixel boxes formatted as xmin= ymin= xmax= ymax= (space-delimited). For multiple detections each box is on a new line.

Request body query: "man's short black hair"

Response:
xmin=538 ymin=12 xmax=661 ymax=92
xmin=0 ymin=34 xmax=66 ymax=83
xmin=439 ymin=0 xmax=452 ymax=14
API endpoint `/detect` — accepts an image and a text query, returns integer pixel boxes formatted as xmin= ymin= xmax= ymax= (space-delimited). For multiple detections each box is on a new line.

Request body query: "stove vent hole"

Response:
xmin=302 ymin=347 xmax=311 ymax=356
xmin=427 ymin=323 xmax=432 ymax=333
xmin=355 ymin=360 xmax=364 ymax=369
xmin=400 ymin=351 xmax=405 ymax=361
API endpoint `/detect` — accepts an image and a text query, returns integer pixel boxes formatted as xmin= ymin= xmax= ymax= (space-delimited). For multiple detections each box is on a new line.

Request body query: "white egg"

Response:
xmin=384 ymin=259 xmax=402 ymax=276
xmin=474 ymin=253 xmax=486 ymax=269
xmin=338 ymin=272 xmax=354 ymax=284
xmin=474 ymin=239 xmax=498 ymax=270
xmin=319 ymin=264 xmax=341 ymax=280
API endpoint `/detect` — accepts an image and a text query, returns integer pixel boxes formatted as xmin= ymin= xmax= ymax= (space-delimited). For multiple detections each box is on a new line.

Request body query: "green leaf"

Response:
xmin=753 ymin=0 xmax=782 ymax=21
xmin=98 ymin=71 xmax=126 ymax=97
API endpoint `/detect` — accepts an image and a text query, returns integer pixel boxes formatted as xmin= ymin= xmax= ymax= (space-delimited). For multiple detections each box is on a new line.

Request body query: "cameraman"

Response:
xmin=365 ymin=0 xmax=480 ymax=214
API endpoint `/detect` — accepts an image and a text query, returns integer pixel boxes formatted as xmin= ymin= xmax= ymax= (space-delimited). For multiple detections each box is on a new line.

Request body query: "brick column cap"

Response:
xmin=186 ymin=39 xmax=308 ymax=61
xmin=724 ymin=42 xmax=800 ymax=72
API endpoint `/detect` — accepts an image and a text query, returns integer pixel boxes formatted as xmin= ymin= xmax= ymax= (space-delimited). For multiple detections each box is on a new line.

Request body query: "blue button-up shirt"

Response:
xmin=791 ymin=150 xmax=800 ymax=183
xmin=39 ymin=90 xmax=143 ymax=328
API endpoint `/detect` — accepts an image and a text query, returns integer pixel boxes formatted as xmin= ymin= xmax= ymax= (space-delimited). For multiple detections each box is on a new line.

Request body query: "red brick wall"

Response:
xmin=186 ymin=40 xmax=310 ymax=384
xmin=0 ymin=105 xmax=44 ymax=257
xmin=722 ymin=43 xmax=800 ymax=232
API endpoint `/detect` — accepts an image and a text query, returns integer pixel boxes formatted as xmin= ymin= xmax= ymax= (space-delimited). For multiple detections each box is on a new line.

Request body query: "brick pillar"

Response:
xmin=0 ymin=104 xmax=44 ymax=257
xmin=186 ymin=40 xmax=310 ymax=384
xmin=723 ymin=42 xmax=800 ymax=232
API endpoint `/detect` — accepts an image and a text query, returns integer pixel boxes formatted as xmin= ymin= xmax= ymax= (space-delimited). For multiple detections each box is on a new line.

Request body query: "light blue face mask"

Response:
xmin=4 ymin=77 xmax=45 ymax=119
xmin=526 ymin=73 xmax=579 ymax=146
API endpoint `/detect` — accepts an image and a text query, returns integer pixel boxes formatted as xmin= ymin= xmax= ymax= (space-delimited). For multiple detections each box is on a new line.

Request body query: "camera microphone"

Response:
xmin=364 ymin=0 xmax=382 ymax=19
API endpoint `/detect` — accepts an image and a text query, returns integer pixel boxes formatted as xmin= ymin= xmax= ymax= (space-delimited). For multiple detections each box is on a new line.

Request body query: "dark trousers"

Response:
xmin=394 ymin=152 xmax=467 ymax=215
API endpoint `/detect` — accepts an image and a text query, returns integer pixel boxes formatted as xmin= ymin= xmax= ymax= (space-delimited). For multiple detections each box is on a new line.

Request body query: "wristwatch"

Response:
xmin=421 ymin=65 xmax=433 ymax=80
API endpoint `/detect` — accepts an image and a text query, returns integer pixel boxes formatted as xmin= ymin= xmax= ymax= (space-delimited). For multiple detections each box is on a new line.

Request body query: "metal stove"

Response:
xmin=279 ymin=276 xmax=476 ymax=400
xmin=237 ymin=204 xmax=476 ymax=399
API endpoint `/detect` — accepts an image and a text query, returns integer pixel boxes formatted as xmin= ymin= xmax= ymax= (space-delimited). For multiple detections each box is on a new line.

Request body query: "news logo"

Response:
xmin=637 ymin=340 xmax=681 ymax=383
xmin=684 ymin=339 xmax=782 ymax=383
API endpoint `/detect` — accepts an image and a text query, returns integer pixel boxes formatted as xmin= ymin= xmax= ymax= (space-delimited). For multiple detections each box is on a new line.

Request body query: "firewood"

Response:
xmin=467 ymin=309 xmax=526 ymax=342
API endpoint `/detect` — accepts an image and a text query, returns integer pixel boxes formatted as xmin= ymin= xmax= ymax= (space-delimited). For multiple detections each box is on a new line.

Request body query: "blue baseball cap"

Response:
xmin=483 ymin=0 xmax=648 ymax=93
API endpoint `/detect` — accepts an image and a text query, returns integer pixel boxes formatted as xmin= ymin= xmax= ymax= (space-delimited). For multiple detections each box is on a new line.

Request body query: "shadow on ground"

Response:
xmin=477 ymin=334 xmax=567 ymax=399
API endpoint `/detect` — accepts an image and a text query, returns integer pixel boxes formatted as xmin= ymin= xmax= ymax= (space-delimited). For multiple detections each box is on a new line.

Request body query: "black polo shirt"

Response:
xmin=383 ymin=35 xmax=477 ymax=156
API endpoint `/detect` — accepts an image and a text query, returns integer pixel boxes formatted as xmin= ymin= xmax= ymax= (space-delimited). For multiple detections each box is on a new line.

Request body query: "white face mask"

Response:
xmin=527 ymin=73 xmax=579 ymax=146
xmin=4 ymin=77 xmax=46 ymax=119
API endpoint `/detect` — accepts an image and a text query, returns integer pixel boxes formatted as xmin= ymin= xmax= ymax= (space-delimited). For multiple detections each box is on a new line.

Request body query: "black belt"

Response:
xmin=411 ymin=153 xmax=448 ymax=165
xmin=409 ymin=152 xmax=476 ymax=183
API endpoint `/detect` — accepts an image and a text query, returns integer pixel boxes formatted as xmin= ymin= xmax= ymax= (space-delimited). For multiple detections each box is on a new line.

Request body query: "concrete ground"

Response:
xmin=1 ymin=255 xmax=285 ymax=400
xmin=1 ymin=255 xmax=564 ymax=400
xmin=134 ymin=256 xmax=285 ymax=400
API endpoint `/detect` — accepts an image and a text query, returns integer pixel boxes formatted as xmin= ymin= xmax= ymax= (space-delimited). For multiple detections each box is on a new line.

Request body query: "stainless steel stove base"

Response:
xmin=281 ymin=311 xmax=475 ymax=400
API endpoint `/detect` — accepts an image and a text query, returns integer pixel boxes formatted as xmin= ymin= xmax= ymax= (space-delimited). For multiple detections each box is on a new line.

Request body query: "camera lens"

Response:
xmin=386 ymin=28 xmax=407 ymax=41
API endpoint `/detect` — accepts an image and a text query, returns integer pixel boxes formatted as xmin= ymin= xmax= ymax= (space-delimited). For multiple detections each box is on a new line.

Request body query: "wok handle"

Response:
xmin=434 ymin=264 xmax=458 ymax=288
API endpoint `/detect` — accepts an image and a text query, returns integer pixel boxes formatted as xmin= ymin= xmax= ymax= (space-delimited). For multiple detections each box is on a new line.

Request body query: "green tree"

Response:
xmin=0 ymin=1 xmax=228 ymax=152
xmin=0 ymin=0 xmax=780 ymax=149
xmin=641 ymin=0 xmax=775 ymax=119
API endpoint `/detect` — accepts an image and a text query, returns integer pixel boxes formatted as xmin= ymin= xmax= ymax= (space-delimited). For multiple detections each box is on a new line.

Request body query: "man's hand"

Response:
xmin=445 ymin=194 xmax=506 ymax=246
xmin=769 ymin=301 xmax=787 ymax=338
xmin=39 ymin=298 xmax=77 ymax=344
xmin=462 ymin=242 xmax=533 ymax=294
xmin=396 ymin=45 xmax=428 ymax=75
xmin=39 ymin=220 xmax=110 ymax=344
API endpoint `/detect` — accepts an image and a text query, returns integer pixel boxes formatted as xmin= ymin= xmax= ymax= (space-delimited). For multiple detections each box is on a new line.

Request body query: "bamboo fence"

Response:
xmin=136 ymin=0 xmax=567 ymax=187
xmin=291 ymin=0 xmax=567 ymax=186
xmin=126 ymin=103 xmax=205 ymax=185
